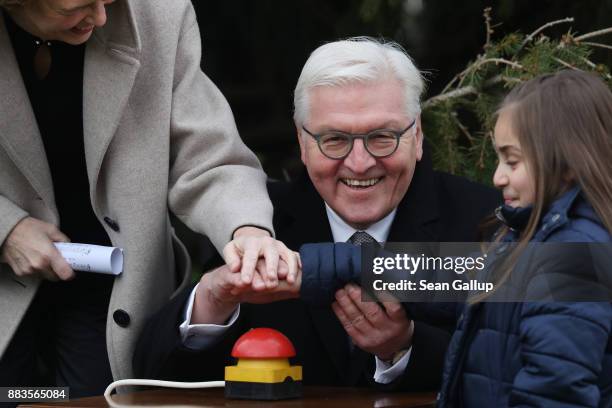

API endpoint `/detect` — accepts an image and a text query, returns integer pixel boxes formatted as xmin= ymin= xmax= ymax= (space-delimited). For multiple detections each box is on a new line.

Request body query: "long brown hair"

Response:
xmin=473 ymin=70 xmax=612 ymax=302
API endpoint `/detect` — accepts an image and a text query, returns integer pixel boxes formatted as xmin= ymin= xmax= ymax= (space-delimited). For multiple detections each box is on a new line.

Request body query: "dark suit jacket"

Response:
xmin=133 ymin=153 xmax=500 ymax=391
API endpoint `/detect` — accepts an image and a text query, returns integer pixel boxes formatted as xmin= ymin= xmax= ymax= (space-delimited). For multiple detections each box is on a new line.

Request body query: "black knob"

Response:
xmin=113 ymin=309 xmax=130 ymax=327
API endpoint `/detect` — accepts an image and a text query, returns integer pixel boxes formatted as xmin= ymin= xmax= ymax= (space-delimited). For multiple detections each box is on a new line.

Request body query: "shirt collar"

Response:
xmin=325 ymin=203 xmax=397 ymax=243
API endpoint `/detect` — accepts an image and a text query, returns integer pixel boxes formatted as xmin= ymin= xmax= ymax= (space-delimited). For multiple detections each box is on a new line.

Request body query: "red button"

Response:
xmin=231 ymin=328 xmax=296 ymax=358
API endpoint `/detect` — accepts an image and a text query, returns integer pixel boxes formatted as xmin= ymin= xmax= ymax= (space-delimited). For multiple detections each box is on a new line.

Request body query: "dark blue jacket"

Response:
xmin=299 ymin=187 xmax=612 ymax=407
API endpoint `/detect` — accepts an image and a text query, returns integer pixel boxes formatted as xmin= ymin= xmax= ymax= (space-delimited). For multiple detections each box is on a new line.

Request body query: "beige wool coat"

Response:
xmin=0 ymin=0 xmax=273 ymax=380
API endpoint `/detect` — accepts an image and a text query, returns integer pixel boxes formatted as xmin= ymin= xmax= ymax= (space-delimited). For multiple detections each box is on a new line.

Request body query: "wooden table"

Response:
xmin=20 ymin=386 xmax=436 ymax=407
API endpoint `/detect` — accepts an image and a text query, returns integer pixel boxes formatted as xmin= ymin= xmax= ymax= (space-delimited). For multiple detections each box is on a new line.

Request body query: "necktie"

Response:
xmin=348 ymin=231 xmax=377 ymax=246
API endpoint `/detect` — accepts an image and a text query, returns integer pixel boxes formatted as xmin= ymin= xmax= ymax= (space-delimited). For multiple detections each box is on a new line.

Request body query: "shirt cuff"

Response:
xmin=373 ymin=347 xmax=412 ymax=384
xmin=179 ymin=283 xmax=240 ymax=350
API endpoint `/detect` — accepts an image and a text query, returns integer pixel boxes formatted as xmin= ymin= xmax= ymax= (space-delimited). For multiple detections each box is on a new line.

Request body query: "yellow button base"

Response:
xmin=225 ymin=358 xmax=302 ymax=384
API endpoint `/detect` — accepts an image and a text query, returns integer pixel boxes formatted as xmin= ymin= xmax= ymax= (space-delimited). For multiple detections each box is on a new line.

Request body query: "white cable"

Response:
xmin=104 ymin=379 xmax=225 ymax=408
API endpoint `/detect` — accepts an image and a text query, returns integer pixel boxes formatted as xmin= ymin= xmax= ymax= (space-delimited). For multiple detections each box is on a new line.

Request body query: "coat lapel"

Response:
xmin=82 ymin=0 xmax=141 ymax=202
xmin=0 ymin=15 xmax=55 ymax=210
xmin=388 ymin=148 xmax=441 ymax=243
xmin=277 ymin=175 xmax=333 ymax=248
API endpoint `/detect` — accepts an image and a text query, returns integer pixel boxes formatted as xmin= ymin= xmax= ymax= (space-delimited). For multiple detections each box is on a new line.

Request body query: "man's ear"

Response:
xmin=415 ymin=115 xmax=424 ymax=161
xmin=296 ymin=123 xmax=307 ymax=165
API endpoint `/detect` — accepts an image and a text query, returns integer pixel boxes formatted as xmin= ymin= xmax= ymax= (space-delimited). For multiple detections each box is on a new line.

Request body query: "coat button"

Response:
xmin=113 ymin=309 xmax=130 ymax=327
xmin=104 ymin=217 xmax=120 ymax=232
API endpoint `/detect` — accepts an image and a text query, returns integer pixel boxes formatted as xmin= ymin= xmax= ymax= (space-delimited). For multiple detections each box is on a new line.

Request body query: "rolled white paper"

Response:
xmin=54 ymin=243 xmax=124 ymax=275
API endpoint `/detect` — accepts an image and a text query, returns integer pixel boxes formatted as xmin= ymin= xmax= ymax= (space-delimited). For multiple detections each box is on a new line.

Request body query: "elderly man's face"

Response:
xmin=298 ymin=80 xmax=423 ymax=229
xmin=12 ymin=0 xmax=114 ymax=44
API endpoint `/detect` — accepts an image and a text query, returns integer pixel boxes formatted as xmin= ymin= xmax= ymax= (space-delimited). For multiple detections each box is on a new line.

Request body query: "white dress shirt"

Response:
xmin=180 ymin=204 xmax=411 ymax=384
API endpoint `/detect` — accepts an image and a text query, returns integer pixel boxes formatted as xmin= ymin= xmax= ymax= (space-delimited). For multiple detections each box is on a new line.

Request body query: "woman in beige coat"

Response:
xmin=0 ymin=0 xmax=293 ymax=398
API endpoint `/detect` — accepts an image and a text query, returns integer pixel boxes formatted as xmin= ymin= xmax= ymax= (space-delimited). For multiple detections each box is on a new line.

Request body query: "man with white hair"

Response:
xmin=135 ymin=37 xmax=498 ymax=390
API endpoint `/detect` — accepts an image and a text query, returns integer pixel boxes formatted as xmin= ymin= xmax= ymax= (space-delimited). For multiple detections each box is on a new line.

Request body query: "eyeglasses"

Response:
xmin=302 ymin=119 xmax=416 ymax=160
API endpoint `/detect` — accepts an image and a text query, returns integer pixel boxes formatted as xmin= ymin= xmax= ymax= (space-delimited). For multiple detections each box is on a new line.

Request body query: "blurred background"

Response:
xmin=191 ymin=0 xmax=612 ymax=181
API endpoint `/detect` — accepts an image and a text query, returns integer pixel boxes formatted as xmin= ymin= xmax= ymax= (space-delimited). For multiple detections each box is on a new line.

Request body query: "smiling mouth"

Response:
xmin=71 ymin=26 xmax=94 ymax=35
xmin=340 ymin=177 xmax=382 ymax=189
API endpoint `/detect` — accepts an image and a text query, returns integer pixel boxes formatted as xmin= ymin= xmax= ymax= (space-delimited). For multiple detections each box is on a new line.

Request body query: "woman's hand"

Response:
xmin=223 ymin=226 xmax=300 ymax=287
xmin=0 ymin=217 xmax=74 ymax=281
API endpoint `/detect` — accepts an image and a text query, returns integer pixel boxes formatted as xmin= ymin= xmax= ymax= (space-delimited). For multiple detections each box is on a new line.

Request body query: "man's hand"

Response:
xmin=223 ymin=226 xmax=299 ymax=287
xmin=191 ymin=260 xmax=301 ymax=325
xmin=0 ymin=217 xmax=74 ymax=281
xmin=332 ymin=283 xmax=414 ymax=361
